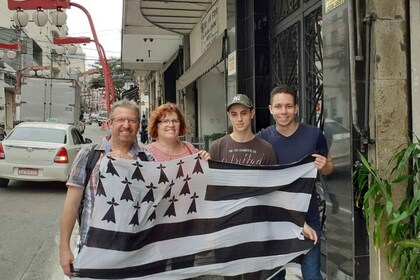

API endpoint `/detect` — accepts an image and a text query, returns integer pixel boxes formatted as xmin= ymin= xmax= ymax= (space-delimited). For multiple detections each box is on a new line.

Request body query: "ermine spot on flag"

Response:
xmin=73 ymin=153 xmax=317 ymax=279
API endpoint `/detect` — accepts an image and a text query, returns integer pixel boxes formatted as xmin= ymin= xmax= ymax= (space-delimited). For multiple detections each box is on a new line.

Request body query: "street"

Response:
xmin=0 ymin=124 xmax=106 ymax=280
xmin=0 ymin=123 xmax=304 ymax=280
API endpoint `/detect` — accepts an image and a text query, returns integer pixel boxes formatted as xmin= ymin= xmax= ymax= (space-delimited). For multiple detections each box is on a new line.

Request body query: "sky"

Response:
xmin=66 ymin=1 xmax=123 ymax=66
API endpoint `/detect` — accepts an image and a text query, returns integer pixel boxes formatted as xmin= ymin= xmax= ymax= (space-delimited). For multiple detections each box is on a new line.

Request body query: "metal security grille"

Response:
xmin=269 ymin=2 xmax=327 ymax=273
xmin=269 ymin=0 xmax=323 ymax=128
xmin=304 ymin=7 xmax=323 ymax=128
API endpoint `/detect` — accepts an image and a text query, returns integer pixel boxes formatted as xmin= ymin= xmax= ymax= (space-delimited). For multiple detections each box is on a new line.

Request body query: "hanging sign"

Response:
xmin=201 ymin=2 xmax=220 ymax=53
xmin=325 ymin=0 xmax=344 ymax=13
xmin=228 ymin=51 xmax=236 ymax=76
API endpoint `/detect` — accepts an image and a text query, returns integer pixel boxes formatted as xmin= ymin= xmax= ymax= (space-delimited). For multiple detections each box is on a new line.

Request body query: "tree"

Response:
xmin=88 ymin=57 xmax=135 ymax=99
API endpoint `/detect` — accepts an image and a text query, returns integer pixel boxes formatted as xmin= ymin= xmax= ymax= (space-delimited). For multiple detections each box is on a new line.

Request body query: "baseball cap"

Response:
xmin=227 ymin=94 xmax=253 ymax=111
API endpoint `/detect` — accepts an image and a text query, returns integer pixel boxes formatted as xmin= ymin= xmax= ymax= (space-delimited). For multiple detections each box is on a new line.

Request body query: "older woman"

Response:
xmin=146 ymin=102 xmax=210 ymax=161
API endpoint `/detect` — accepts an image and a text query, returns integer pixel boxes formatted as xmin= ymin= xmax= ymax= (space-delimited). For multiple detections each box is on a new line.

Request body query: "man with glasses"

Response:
xmin=59 ymin=99 xmax=153 ymax=277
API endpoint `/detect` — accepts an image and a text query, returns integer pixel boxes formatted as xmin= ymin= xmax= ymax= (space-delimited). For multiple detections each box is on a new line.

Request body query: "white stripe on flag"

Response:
xmin=74 ymin=221 xmax=305 ymax=269
xmin=73 ymin=250 xmax=308 ymax=280
xmin=205 ymin=161 xmax=317 ymax=186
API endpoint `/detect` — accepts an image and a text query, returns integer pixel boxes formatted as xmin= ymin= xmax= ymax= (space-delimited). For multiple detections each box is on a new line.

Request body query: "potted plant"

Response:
xmin=354 ymin=140 xmax=420 ymax=279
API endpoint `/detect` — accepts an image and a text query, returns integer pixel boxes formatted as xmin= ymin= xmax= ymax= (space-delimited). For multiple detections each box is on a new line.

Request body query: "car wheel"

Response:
xmin=0 ymin=178 xmax=9 ymax=188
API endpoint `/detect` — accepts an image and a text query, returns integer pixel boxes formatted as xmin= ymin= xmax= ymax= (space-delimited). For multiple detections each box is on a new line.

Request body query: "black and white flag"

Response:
xmin=73 ymin=153 xmax=317 ymax=279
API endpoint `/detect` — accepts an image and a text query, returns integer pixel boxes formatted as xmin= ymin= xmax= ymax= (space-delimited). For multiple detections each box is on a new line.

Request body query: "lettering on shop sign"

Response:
xmin=201 ymin=2 xmax=220 ymax=53
xmin=325 ymin=0 xmax=345 ymax=14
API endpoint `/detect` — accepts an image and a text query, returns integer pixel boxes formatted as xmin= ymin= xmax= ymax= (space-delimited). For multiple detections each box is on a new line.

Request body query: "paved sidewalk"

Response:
xmin=285 ymin=267 xmax=303 ymax=280
xmin=190 ymin=267 xmax=303 ymax=280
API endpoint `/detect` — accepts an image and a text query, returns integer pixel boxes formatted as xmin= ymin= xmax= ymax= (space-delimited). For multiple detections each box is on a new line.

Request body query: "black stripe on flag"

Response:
xmin=75 ymin=238 xmax=313 ymax=279
xmin=205 ymin=177 xmax=313 ymax=201
xmin=84 ymin=205 xmax=307 ymax=251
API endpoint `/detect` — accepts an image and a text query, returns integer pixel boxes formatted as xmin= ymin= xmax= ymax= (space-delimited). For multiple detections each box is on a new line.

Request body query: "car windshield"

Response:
xmin=7 ymin=127 xmax=66 ymax=144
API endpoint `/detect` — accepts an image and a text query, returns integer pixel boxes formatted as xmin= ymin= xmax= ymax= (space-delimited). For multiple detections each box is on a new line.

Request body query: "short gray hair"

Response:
xmin=109 ymin=99 xmax=140 ymax=120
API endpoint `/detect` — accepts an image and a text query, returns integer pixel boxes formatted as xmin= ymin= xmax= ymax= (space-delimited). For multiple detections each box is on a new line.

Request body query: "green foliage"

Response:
xmin=208 ymin=132 xmax=226 ymax=142
xmin=354 ymin=140 xmax=420 ymax=280
xmin=88 ymin=57 xmax=135 ymax=96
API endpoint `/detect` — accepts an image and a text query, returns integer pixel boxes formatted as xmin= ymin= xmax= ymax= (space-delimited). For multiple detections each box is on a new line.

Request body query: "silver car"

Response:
xmin=0 ymin=127 xmax=6 ymax=141
xmin=96 ymin=110 xmax=108 ymax=127
xmin=0 ymin=122 xmax=93 ymax=188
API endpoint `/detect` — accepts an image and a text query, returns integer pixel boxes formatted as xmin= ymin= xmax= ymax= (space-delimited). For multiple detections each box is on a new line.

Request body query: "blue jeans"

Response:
xmin=301 ymin=219 xmax=323 ymax=280
xmin=271 ymin=220 xmax=322 ymax=280
xmin=140 ymin=129 xmax=148 ymax=144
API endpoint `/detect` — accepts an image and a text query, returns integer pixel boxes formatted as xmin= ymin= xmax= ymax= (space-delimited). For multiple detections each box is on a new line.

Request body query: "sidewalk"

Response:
xmin=285 ymin=267 xmax=303 ymax=280
xmin=191 ymin=268 xmax=302 ymax=280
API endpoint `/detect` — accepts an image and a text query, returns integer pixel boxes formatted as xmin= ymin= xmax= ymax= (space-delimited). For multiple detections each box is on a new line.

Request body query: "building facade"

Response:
xmin=122 ymin=1 xmax=416 ymax=278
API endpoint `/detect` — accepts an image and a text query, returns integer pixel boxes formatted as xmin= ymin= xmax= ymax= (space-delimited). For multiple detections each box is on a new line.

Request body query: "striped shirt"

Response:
xmin=66 ymin=134 xmax=153 ymax=243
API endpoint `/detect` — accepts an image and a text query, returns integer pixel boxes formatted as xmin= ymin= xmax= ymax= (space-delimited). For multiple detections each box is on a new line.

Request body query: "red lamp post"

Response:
xmin=78 ymin=69 xmax=100 ymax=76
xmin=7 ymin=0 xmax=71 ymax=9
xmin=0 ymin=43 xmax=19 ymax=50
xmin=7 ymin=0 xmax=115 ymax=116
xmin=53 ymin=36 xmax=90 ymax=45
xmin=0 ymin=42 xmax=20 ymax=59
xmin=53 ymin=36 xmax=116 ymax=114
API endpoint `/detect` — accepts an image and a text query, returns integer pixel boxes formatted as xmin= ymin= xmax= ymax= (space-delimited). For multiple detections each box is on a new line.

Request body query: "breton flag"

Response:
xmin=73 ymin=153 xmax=317 ymax=280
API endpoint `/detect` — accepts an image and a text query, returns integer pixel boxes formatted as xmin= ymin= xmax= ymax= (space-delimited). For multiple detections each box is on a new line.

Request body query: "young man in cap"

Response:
xmin=209 ymin=94 xmax=317 ymax=280
xmin=210 ymin=94 xmax=277 ymax=165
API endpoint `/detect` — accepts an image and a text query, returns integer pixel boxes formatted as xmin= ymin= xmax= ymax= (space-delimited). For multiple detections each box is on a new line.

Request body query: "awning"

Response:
xmin=121 ymin=86 xmax=139 ymax=101
xmin=176 ymin=33 xmax=225 ymax=91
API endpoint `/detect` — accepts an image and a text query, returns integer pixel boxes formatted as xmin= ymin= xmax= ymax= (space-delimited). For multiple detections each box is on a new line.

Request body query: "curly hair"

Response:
xmin=147 ymin=103 xmax=188 ymax=139
xmin=270 ymin=84 xmax=298 ymax=105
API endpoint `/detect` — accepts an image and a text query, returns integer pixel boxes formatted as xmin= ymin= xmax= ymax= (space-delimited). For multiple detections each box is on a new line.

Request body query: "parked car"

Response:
xmin=90 ymin=112 xmax=99 ymax=122
xmin=96 ymin=110 xmax=108 ymax=127
xmin=0 ymin=127 xmax=6 ymax=141
xmin=0 ymin=122 xmax=93 ymax=188
xmin=77 ymin=120 xmax=86 ymax=134
xmin=83 ymin=113 xmax=92 ymax=125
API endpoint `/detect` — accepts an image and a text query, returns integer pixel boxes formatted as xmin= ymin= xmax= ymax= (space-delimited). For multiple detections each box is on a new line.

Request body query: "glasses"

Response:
xmin=159 ymin=119 xmax=180 ymax=126
xmin=111 ymin=118 xmax=139 ymax=125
